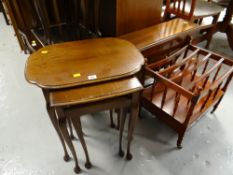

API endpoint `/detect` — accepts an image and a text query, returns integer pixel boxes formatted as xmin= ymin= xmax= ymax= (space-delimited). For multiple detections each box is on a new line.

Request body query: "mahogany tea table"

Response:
xmin=25 ymin=38 xmax=144 ymax=173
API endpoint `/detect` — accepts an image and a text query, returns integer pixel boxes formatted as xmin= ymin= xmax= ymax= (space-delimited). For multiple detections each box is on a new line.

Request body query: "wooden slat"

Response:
xmin=148 ymin=45 xmax=189 ymax=69
xmin=145 ymin=67 xmax=194 ymax=98
xmin=159 ymin=48 xmax=200 ymax=75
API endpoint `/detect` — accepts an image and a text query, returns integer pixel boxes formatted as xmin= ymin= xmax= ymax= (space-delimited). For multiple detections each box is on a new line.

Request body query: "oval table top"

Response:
xmin=25 ymin=38 xmax=144 ymax=89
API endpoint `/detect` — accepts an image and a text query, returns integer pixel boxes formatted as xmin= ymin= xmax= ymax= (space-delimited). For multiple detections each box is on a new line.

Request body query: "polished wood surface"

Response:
xmin=142 ymin=43 xmax=233 ymax=148
xmin=50 ymin=77 xmax=142 ymax=172
xmin=25 ymin=38 xmax=144 ymax=89
xmin=115 ymin=0 xmax=162 ymax=35
xmin=120 ymin=19 xmax=202 ymax=52
xmin=50 ymin=77 xmax=143 ymax=107
xmin=99 ymin=0 xmax=162 ymax=36
xmin=164 ymin=0 xmax=224 ymax=21
xmin=25 ymin=37 xmax=144 ymax=173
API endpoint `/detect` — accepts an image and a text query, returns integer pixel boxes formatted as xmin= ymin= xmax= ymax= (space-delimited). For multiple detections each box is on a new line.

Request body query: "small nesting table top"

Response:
xmin=25 ymin=38 xmax=144 ymax=89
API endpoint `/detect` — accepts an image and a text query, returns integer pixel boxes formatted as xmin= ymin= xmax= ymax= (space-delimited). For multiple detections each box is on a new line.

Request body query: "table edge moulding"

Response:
xmin=25 ymin=37 xmax=145 ymax=89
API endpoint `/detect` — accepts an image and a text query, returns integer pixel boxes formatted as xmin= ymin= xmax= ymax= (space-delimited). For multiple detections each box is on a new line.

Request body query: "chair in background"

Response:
xmin=163 ymin=0 xmax=224 ymax=48
xmin=0 ymin=0 xmax=9 ymax=25
xmin=217 ymin=0 xmax=233 ymax=50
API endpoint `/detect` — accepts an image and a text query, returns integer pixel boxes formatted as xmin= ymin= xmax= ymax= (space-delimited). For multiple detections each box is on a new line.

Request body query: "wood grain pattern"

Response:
xmin=120 ymin=18 xmax=203 ymax=52
xmin=142 ymin=43 xmax=233 ymax=148
xmin=116 ymin=0 xmax=162 ymax=35
xmin=25 ymin=38 xmax=144 ymax=89
xmin=50 ymin=77 xmax=143 ymax=107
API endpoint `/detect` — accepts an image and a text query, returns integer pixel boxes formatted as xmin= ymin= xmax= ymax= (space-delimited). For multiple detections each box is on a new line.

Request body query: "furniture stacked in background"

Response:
xmin=3 ymin=0 xmax=162 ymax=53
xmin=215 ymin=0 xmax=233 ymax=50
xmin=25 ymin=38 xmax=144 ymax=173
xmin=0 ymin=0 xmax=9 ymax=25
xmin=19 ymin=0 xmax=233 ymax=173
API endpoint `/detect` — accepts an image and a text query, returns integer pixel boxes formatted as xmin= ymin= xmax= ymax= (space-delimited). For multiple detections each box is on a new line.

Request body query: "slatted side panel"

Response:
xmin=165 ymin=0 xmax=195 ymax=20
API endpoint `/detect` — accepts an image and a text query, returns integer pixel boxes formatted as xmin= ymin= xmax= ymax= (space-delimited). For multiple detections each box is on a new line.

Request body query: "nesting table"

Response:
xmin=25 ymin=38 xmax=144 ymax=173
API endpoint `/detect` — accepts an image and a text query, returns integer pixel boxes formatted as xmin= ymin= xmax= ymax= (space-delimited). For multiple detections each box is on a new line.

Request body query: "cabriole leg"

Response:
xmin=71 ymin=116 xmax=92 ymax=169
xmin=118 ymin=108 xmax=127 ymax=157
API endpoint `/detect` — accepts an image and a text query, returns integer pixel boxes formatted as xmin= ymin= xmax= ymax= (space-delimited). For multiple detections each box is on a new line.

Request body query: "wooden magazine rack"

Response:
xmin=142 ymin=44 xmax=233 ymax=148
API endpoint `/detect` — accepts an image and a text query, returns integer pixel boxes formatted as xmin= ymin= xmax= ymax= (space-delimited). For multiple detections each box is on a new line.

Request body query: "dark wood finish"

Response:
xmin=164 ymin=0 xmax=224 ymax=22
xmin=216 ymin=0 xmax=233 ymax=50
xmin=25 ymin=38 xmax=144 ymax=89
xmin=0 ymin=0 xmax=9 ymax=25
xmin=120 ymin=18 xmax=208 ymax=64
xmin=99 ymin=0 xmax=162 ymax=36
xmin=142 ymin=43 xmax=233 ymax=148
xmin=120 ymin=19 xmax=201 ymax=52
xmin=50 ymin=77 xmax=142 ymax=106
xmin=3 ymin=0 xmax=46 ymax=53
xmin=4 ymin=0 xmax=163 ymax=52
xmin=42 ymin=90 xmax=71 ymax=162
xmin=25 ymin=38 xmax=144 ymax=173
xmin=115 ymin=0 xmax=162 ymax=35
xmin=50 ymin=77 xmax=143 ymax=172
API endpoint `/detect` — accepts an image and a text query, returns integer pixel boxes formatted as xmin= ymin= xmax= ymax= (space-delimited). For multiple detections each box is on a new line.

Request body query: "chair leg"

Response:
xmin=56 ymin=107 xmax=81 ymax=174
xmin=109 ymin=110 xmax=115 ymax=128
xmin=118 ymin=108 xmax=127 ymax=157
xmin=177 ymin=131 xmax=185 ymax=149
xmin=46 ymin=104 xmax=70 ymax=162
xmin=163 ymin=11 xmax=171 ymax=21
xmin=71 ymin=116 xmax=92 ymax=169
xmin=226 ymin=24 xmax=233 ymax=50
xmin=211 ymin=96 xmax=223 ymax=114
xmin=205 ymin=14 xmax=220 ymax=49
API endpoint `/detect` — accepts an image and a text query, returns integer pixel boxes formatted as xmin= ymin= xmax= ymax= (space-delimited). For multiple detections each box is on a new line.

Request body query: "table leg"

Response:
xmin=126 ymin=92 xmax=140 ymax=160
xmin=55 ymin=107 xmax=81 ymax=174
xmin=43 ymin=90 xmax=70 ymax=161
xmin=109 ymin=110 xmax=115 ymax=128
xmin=71 ymin=115 xmax=92 ymax=169
xmin=67 ymin=115 xmax=75 ymax=140
xmin=118 ymin=108 xmax=127 ymax=157
xmin=46 ymin=104 xmax=70 ymax=161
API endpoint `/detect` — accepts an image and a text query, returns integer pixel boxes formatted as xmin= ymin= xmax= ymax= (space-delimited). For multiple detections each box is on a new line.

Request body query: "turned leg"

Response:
xmin=71 ymin=116 xmax=92 ymax=169
xmin=46 ymin=104 xmax=70 ymax=161
xmin=56 ymin=107 xmax=81 ymax=174
xmin=177 ymin=131 xmax=185 ymax=149
xmin=118 ymin=108 xmax=127 ymax=157
xmin=126 ymin=93 xmax=140 ymax=160
xmin=43 ymin=90 xmax=70 ymax=161
xmin=211 ymin=96 xmax=223 ymax=114
xmin=109 ymin=110 xmax=115 ymax=128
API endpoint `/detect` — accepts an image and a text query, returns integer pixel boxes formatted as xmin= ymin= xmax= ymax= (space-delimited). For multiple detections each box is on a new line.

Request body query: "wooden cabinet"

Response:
xmin=99 ymin=0 xmax=163 ymax=36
